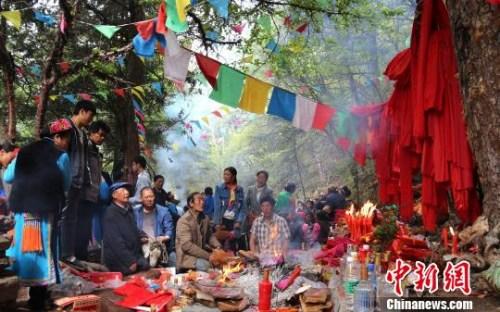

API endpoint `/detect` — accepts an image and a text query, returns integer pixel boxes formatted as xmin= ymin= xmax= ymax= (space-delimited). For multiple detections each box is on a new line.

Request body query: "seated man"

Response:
xmin=250 ymin=196 xmax=291 ymax=256
xmin=176 ymin=192 xmax=221 ymax=272
xmin=103 ymin=182 xmax=149 ymax=275
xmin=133 ymin=187 xmax=174 ymax=267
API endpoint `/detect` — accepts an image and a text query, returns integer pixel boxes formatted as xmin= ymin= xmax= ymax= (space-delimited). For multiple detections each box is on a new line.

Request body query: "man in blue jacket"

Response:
xmin=133 ymin=187 xmax=174 ymax=266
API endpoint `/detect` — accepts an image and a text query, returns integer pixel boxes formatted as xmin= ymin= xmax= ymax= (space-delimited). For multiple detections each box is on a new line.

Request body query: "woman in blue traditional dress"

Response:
xmin=4 ymin=119 xmax=71 ymax=310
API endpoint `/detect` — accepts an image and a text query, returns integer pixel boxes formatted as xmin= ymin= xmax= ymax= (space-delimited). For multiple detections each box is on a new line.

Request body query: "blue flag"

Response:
xmin=208 ymin=0 xmax=229 ymax=19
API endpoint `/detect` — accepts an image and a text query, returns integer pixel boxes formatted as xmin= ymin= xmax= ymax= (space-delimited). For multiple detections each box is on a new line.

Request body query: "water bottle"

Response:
xmin=354 ymin=264 xmax=375 ymax=312
xmin=343 ymin=256 xmax=360 ymax=312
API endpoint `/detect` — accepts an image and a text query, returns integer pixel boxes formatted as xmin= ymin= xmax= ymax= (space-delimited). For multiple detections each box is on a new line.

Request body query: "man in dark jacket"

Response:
xmin=103 ymin=182 xmax=149 ymax=275
xmin=76 ymin=121 xmax=110 ymax=260
xmin=61 ymin=100 xmax=95 ymax=265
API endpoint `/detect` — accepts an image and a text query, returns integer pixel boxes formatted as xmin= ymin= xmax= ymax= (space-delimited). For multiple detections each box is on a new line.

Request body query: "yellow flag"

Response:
xmin=239 ymin=77 xmax=272 ymax=114
xmin=172 ymin=143 xmax=179 ymax=152
xmin=49 ymin=95 xmax=59 ymax=101
xmin=242 ymin=55 xmax=253 ymax=63
xmin=201 ymin=116 xmax=210 ymax=125
xmin=0 ymin=10 xmax=22 ymax=30
xmin=220 ymin=106 xmax=231 ymax=114
xmin=176 ymin=0 xmax=191 ymax=22
xmin=131 ymin=87 xmax=146 ymax=104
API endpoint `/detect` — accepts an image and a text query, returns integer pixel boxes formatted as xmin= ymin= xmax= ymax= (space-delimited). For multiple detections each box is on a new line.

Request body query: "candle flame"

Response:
xmin=449 ymin=226 xmax=455 ymax=235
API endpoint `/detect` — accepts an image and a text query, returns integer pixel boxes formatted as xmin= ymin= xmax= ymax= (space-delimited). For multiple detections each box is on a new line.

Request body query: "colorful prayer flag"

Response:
xmin=292 ymin=95 xmax=317 ymax=131
xmin=195 ymin=53 xmax=221 ymax=89
xmin=231 ymin=23 xmax=245 ymax=34
xmin=166 ymin=0 xmax=189 ymax=33
xmin=212 ymin=111 xmax=223 ymax=118
xmin=0 ymin=10 xmax=21 ymax=29
xmin=49 ymin=95 xmax=59 ymax=101
xmin=202 ymin=116 xmax=210 ymax=125
xmin=78 ymin=93 xmax=93 ymax=101
xmin=156 ymin=1 xmax=167 ymax=34
xmin=239 ymin=77 xmax=272 ymax=114
xmin=164 ymin=34 xmax=192 ymax=83
xmin=265 ymin=39 xmax=280 ymax=53
xmin=191 ymin=120 xmax=202 ymax=130
xmin=135 ymin=20 xmax=155 ymax=40
xmin=267 ymin=88 xmax=296 ymax=121
xmin=60 ymin=13 xmax=68 ymax=34
xmin=94 ymin=25 xmax=121 ymax=39
xmin=206 ymin=31 xmax=219 ymax=41
xmin=113 ymin=88 xmax=126 ymax=97
xmin=59 ymin=62 xmax=70 ymax=73
xmin=34 ymin=11 xmax=56 ymax=26
xmin=62 ymin=94 xmax=77 ymax=104
xmin=209 ymin=65 xmax=245 ymax=108
xmin=151 ymin=82 xmax=163 ymax=96
xmin=257 ymin=14 xmax=271 ymax=31
xmin=208 ymin=0 xmax=229 ymax=19
xmin=312 ymin=103 xmax=336 ymax=130
xmin=176 ymin=0 xmax=191 ymax=22
xmin=296 ymin=23 xmax=308 ymax=33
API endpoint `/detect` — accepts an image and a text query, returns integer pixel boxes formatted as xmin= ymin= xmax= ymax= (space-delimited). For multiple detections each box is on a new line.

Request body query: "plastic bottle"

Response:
xmin=343 ymin=256 xmax=360 ymax=312
xmin=354 ymin=264 xmax=375 ymax=312
xmin=259 ymin=269 xmax=272 ymax=312
xmin=368 ymin=263 xmax=377 ymax=291
xmin=375 ymin=263 xmax=392 ymax=312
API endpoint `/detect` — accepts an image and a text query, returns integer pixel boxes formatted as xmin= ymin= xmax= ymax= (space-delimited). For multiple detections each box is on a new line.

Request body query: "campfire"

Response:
xmin=345 ymin=201 xmax=376 ymax=243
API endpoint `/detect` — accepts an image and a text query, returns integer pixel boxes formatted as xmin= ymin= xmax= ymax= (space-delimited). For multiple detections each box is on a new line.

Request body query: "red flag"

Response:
xmin=336 ymin=137 xmax=351 ymax=151
xmin=312 ymin=103 xmax=336 ymax=130
xmin=78 ymin=93 xmax=92 ymax=101
xmin=212 ymin=111 xmax=222 ymax=118
xmin=195 ymin=53 xmax=221 ymax=89
xmin=60 ymin=13 xmax=68 ymax=34
xmin=34 ymin=95 xmax=41 ymax=106
xmin=59 ymin=62 xmax=70 ymax=73
xmin=231 ymin=23 xmax=245 ymax=34
xmin=135 ymin=20 xmax=155 ymax=40
xmin=283 ymin=16 xmax=292 ymax=28
xmin=296 ymin=23 xmax=308 ymax=33
xmin=264 ymin=69 xmax=273 ymax=78
xmin=113 ymin=88 xmax=126 ymax=97
xmin=156 ymin=2 xmax=167 ymax=34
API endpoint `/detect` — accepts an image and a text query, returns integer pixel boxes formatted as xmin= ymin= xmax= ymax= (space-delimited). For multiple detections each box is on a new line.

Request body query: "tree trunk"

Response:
xmin=0 ymin=1 xmax=16 ymax=141
xmin=446 ymin=2 xmax=500 ymax=224
xmin=34 ymin=0 xmax=75 ymax=137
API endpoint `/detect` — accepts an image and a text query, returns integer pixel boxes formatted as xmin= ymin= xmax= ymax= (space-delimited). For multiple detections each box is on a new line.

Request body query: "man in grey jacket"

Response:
xmin=246 ymin=170 xmax=273 ymax=222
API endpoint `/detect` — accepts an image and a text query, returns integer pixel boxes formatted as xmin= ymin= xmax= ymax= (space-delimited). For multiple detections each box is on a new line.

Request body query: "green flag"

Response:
xmin=209 ymin=65 xmax=245 ymax=108
xmin=257 ymin=15 xmax=272 ymax=32
xmin=166 ymin=0 xmax=188 ymax=33
xmin=94 ymin=25 xmax=121 ymax=39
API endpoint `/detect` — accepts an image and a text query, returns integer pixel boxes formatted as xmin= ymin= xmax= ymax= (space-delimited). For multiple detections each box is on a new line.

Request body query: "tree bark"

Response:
xmin=0 ymin=1 xmax=17 ymax=141
xmin=446 ymin=2 xmax=500 ymax=224
xmin=34 ymin=0 xmax=76 ymax=138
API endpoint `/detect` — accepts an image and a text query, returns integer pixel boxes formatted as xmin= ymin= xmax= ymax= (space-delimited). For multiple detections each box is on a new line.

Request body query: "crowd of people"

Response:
xmin=0 ymin=100 xmax=351 ymax=310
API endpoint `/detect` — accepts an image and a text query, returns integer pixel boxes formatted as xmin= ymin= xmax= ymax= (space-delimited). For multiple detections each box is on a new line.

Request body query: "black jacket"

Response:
xmin=82 ymin=142 xmax=101 ymax=203
xmin=66 ymin=118 xmax=89 ymax=189
xmin=103 ymin=202 xmax=144 ymax=275
xmin=9 ymin=139 xmax=65 ymax=216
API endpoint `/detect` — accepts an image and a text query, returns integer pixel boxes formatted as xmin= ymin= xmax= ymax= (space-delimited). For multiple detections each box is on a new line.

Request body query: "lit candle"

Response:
xmin=450 ymin=227 xmax=458 ymax=255
xmin=441 ymin=228 xmax=449 ymax=250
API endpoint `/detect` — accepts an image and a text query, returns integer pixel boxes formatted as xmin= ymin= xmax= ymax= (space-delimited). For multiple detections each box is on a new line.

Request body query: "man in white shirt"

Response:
xmin=129 ymin=155 xmax=151 ymax=205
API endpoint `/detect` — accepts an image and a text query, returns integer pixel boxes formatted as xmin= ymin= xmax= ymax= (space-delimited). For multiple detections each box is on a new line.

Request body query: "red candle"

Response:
xmin=441 ymin=228 xmax=449 ymax=250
